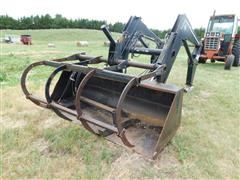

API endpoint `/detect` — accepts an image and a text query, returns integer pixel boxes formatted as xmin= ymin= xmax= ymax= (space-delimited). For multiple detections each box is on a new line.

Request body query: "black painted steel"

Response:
xmin=21 ymin=14 xmax=202 ymax=159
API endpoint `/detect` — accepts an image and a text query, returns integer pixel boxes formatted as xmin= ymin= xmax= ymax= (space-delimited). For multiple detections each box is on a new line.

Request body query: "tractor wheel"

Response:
xmin=232 ymin=40 xmax=240 ymax=66
xmin=224 ymin=55 xmax=234 ymax=70
xmin=198 ymin=57 xmax=206 ymax=63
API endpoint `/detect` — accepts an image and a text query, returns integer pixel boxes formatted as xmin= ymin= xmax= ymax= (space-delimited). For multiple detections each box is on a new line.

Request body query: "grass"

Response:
xmin=1 ymin=28 xmax=240 ymax=179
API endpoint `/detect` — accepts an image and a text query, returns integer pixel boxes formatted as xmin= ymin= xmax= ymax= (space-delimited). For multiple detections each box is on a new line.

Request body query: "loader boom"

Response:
xmin=102 ymin=15 xmax=202 ymax=86
xmin=157 ymin=14 xmax=202 ymax=85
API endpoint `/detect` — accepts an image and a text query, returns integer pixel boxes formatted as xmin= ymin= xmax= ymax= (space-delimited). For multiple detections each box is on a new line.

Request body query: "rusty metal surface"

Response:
xmin=105 ymin=126 xmax=160 ymax=158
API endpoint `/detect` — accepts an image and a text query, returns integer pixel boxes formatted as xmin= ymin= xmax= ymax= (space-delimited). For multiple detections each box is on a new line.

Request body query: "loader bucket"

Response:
xmin=43 ymin=65 xmax=183 ymax=159
xmin=21 ymin=56 xmax=183 ymax=159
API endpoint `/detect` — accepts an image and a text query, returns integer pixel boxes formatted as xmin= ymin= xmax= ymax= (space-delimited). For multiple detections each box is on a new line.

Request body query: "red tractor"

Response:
xmin=199 ymin=13 xmax=240 ymax=69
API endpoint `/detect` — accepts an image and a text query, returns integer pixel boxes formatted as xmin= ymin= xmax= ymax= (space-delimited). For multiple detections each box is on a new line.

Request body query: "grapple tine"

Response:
xmin=115 ymin=78 xmax=138 ymax=147
xmin=75 ymin=70 xmax=98 ymax=134
xmin=119 ymin=129 xmax=135 ymax=148
xmin=75 ymin=70 xmax=96 ymax=117
xmin=44 ymin=65 xmax=73 ymax=121
xmin=21 ymin=61 xmax=48 ymax=108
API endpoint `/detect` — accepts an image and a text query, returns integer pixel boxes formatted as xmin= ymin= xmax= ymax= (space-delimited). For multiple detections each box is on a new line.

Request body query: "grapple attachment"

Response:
xmin=21 ymin=15 xmax=201 ymax=159
xmin=21 ymin=57 xmax=182 ymax=159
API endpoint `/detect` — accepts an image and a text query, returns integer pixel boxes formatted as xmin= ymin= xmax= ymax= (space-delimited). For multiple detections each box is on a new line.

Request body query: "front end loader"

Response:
xmin=21 ymin=15 xmax=202 ymax=159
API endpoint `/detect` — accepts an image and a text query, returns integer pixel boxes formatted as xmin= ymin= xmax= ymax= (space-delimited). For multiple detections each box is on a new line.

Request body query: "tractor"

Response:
xmin=199 ymin=12 xmax=240 ymax=69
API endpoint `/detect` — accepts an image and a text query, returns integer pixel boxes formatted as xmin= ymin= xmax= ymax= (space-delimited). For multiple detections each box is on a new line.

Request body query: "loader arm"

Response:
xmin=102 ymin=15 xmax=202 ymax=87
xmin=156 ymin=14 xmax=202 ymax=86
xmin=101 ymin=16 xmax=164 ymax=66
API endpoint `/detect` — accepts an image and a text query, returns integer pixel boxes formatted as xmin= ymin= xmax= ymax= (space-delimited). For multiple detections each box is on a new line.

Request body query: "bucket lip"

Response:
xmin=140 ymin=80 xmax=183 ymax=94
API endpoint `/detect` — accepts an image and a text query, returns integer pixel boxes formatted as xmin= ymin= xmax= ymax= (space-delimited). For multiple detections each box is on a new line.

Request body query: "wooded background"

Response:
xmin=0 ymin=14 xmax=210 ymax=39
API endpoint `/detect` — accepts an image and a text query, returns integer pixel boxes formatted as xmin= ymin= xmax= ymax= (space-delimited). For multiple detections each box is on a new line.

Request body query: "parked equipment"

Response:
xmin=199 ymin=12 xmax=240 ymax=69
xmin=21 ymin=15 xmax=202 ymax=159
xmin=3 ymin=35 xmax=20 ymax=44
xmin=21 ymin=35 xmax=32 ymax=45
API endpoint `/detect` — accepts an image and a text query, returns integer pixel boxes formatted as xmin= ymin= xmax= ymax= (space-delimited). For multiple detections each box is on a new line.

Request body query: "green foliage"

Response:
xmin=0 ymin=14 xmax=110 ymax=31
xmin=152 ymin=27 xmax=205 ymax=40
xmin=43 ymin=126 xmax=91 ymax=154
xmin=0 ymin=72 xmax=7 ymax=82
xmin=2 ymin=128 xmax=20 ymax=152
xmin=43 ymin=125 xmax=117 ymax=179
xmin=0 ymin=15 xmax=17 ymax=29
xmin=109 ymin=22 xmax=125 ymax=32
xmin=194 ymin=27 xmax=205 ymax=39
xmin=0 ymin=14 xmax=204 ymax=38
xmin=151 ymin=29 xmax=170 ymax=39
xmin=0 ymin=14 xmax=107 ymax=30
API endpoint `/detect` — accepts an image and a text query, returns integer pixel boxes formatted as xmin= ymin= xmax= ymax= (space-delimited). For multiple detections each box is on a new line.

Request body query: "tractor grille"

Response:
xmin=204 ymin=33 xmax=220 ymax=50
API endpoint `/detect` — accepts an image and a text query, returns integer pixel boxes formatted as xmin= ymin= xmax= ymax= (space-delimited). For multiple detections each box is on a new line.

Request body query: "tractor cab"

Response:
xmin=207 ymin=15 xmax=238 ymax=37
xmin=207 ymin=15 xmax=237 ymax=55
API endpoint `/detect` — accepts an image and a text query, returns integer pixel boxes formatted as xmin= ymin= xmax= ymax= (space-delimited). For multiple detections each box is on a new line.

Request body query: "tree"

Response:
xmin=52 ymin=14 xmax=68 ymax=28
xmin=110 ymin=22 xmax=124 ymax=32
xmin=0 ymin=15 xmax=17 ymax=29
xmin=151 ymin=29 xmax=170 ymax=39
xmin=194 ymin=27 xmax=205 ymax=39
xmin=18 ymin=16 xmax=34 ymax=29
xmin=38 ymin=14 xmax=53 ymax=29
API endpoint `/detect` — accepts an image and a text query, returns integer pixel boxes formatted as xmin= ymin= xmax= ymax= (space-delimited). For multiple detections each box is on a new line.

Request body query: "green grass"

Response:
xmin=1 ymin=29 xmax=240 ymax=179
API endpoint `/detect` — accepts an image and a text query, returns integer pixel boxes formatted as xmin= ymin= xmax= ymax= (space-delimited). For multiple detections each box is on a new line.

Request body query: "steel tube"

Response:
xmin=130 ymin=47 xmax=162 ymax=56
